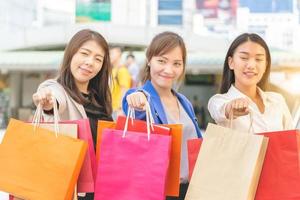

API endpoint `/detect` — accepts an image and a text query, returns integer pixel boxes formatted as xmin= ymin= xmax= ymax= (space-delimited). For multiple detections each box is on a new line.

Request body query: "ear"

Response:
xmin=228 ymin=56 xmax=234 ymax=70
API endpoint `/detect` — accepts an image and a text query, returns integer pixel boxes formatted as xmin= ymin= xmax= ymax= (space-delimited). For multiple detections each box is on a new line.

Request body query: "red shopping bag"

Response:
xmin=115 ymin=116 xmax=170 ymax=135
xmin=95 ymin=128 xmax=171 ymax=200
xmin=62 ymin=119 xmax=96 ymax=193
xmin=187 ymin=138 xmax=202 ymax=181
xmin=255 ymin=130 xmax=300 ymax=200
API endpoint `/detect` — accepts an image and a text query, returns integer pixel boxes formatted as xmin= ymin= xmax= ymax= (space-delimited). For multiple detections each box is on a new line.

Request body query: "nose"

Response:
xmin=84 ymin=56 xmax=94 ymax=66
xmin=246 ymin=58 xmax=256 ymax=70
xmin=163 ymin=63 xmax=174 ymax=74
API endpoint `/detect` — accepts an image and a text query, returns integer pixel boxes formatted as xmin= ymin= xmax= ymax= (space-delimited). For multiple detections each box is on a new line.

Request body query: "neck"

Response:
xmin=151 ymin=81 xmax=173 ymax=98
xmin=76 ymin=82 xmax=89 ymax=94
xmin=234 ymin=83 xmax=257 ymax=100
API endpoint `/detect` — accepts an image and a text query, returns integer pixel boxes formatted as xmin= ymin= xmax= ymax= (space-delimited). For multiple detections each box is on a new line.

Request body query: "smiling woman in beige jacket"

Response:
xmin=29 ymin=29 xmax=113 ymax=200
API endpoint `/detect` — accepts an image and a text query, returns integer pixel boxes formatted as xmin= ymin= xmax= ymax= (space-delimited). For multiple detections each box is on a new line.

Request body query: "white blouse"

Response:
xmin=208 ymin=85 xmax=293 ymax=133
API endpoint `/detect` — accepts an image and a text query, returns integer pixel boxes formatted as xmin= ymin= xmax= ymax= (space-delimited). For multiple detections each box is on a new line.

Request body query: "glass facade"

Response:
xmin=158 ymin=0 xmax=183 ymax=25
xmin=239 ymin=0 xmax=294 ymax=13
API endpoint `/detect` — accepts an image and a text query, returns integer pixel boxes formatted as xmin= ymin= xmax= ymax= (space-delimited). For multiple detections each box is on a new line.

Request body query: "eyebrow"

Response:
xmin=238 ymin=51 xmax=265 ymax=56
xmin=160 ymin=56 xmax=183 ymax=62
xmin=80 ymin=47 xmax=104 ymax=58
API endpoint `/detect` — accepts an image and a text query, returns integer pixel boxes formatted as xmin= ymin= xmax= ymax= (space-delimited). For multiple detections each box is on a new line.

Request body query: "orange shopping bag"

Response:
xmin=96 ymin=120 xmax=116 ymax=162
xmin=160 ymin=124 xmax=182 ymax=197
xmin=0 ymin=119 xmax=87 ymax=200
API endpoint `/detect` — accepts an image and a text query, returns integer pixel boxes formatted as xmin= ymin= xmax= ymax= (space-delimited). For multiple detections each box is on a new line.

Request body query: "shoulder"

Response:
xmin=177 ymin=92 xmax=191 ymax=103
xmin=264 ymin=91 xmax=286 ymax=103
xmin=176 ymin=92 xmax=193 ymax=109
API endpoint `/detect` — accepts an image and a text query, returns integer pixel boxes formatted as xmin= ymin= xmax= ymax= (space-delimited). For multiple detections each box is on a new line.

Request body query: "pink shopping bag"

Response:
xmin=95 ymin=128 xmax=171 ymax=200
xmin=62 ymin=119 xmax=96 ymax=193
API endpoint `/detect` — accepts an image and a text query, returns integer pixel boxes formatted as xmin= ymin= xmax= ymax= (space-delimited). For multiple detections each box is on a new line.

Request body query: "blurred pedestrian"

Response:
xmin=110 ymin=46 xmax=131 ymax=119
xmin=126 ymin=53 xmax=140 ymax=87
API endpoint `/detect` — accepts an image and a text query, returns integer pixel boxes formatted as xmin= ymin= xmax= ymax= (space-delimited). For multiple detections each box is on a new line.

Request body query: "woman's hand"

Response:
xmin=32 ymin=88 xmax=54 ymax=111
xmin=225 ymin=98 xmax=250 ymax=119
xmin=126 ymin=92 xmax=148 ymax=110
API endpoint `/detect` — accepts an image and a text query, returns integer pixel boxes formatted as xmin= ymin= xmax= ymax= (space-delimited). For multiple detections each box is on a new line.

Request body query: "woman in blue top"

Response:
xmin=122 ymin=31 xmax=202 ymax=200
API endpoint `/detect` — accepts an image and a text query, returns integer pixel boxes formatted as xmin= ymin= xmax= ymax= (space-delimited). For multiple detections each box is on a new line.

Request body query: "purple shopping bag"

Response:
xmin=62 ymin=119 xmax=96 ymax=193
xmin=95 ymin=128 xmax=171 ymax=200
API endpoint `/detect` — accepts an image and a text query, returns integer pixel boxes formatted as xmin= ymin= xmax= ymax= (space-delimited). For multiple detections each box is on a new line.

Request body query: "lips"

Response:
xmin=79 ymin=66 xmax=92 ymax=75
xmin=243 ymin=71 xmax=257 ymax=77
xmin=159 ymin=74 xmax=174 ymax=80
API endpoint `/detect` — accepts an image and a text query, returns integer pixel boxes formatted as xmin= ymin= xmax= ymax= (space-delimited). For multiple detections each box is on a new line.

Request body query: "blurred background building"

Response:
xmin=0 ymin=0 xmax=300 ymax=130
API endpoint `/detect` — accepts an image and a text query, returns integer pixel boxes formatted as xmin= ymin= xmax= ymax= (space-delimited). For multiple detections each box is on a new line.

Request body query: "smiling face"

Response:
xmin=149 ymin=46 xmax=184 ymax=90
xmin=228 ymin=40 xmax=267 ymax=90
xmin=70 ymin=40 xmax=105 ymax=91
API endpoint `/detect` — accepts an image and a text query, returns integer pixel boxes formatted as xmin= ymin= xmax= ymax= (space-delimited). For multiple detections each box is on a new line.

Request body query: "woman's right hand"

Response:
xmin=225 ymin=98 xmax=250 ymax=119
xmin=32 ymin=88 xmax=54 ymax=111
xmin=126 ymin=92 xmax=148 ymax=111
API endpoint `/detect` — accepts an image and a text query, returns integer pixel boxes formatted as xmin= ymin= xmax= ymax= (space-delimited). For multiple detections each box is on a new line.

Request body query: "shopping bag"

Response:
xmin=95 ymin=128 xmax=171 ymax=200
xmin=61 ymin=119 xmax=96 ymax=193
xmin=160 ymin=124 xmax=182 ymax=197
xmin=187 ymin=138 xmax=202 ymax=181
xmin=255 ymin=130 xmax=300 ymax=200
xmin=115 ymin=115 xmax=170 ymax=135
xmin=97 ymin=113 xmax=182 ymax=196
xmin=0 ymin=118 xmax=87 ymax=200
xmin=115 ymin=112 xmax=181 ymax=196
xmin=185 ymin=123 xmax=268 ymax=200
xmin=96 ymin=120 xmax=116 ymax=162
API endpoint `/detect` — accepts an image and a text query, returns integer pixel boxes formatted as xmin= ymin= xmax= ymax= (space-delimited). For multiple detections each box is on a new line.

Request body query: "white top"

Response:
xmin=162 ymin=100 xmax=198 ymax=183
xmin=208 ymin=85 xmax=293 ymax=133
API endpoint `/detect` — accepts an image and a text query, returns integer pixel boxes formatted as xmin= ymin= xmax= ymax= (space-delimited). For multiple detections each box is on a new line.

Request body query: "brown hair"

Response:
xmin=140 ymin=31 xmax=187 ymax=85
xmin=57 ymin=29 xmax=112 ymax=115
xmin=220 ymin=33 xmax=271 ymax=94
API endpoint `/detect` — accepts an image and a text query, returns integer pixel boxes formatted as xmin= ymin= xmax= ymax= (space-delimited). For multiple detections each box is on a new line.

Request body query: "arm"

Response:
xmin=208 ymin=94 xmax=250 ymax=124
xmin=36 ymin=80 xmax=67 ymax=115
xmin=122 ymin=88 xmax=150 ymax=121
xmin=208 ymin=94 xmax=230 ymax=124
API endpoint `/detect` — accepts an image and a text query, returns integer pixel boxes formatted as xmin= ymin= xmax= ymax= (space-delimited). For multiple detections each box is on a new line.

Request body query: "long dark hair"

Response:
xmin=220 ymin=33 xmax=271 ymax=94
xmin=140 ymin=31 xmax=187 ymax=84
xmin=57 ymin=29 xmax=112 ymax=115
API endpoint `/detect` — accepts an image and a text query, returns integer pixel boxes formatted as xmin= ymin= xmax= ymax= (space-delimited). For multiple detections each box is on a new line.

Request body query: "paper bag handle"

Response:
xmin=229 ymin=106 xmax=254 ymax=133
xmin=122 ymin=102 xmax=154 ymax=141
xmin=32 ymin=96 xmax=60 ymax=137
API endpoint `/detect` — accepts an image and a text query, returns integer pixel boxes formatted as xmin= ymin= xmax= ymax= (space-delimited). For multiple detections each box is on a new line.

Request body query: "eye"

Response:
xmin=157 ymin=59 xmax=166 ymax=64
xmin=256 ymin=58 xmax=263 ymax=62
xmin=96 ymin=58 xmax=103 ymax=63
xmin=240 ymin=57 xmax=248 ymax=60
xmin=80 ymin=51 xmax=88 ymax=56
xmin=174 ymin=62 xmax=182 ymax=67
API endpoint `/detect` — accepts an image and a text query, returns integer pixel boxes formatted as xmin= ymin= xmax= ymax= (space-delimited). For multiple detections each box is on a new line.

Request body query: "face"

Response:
xmin=149 ymin=46 xmax=184 ymax=90
xmin=228 ymin=41 xmax=267 ymax=89
xmin=70 ymin=40 xmax=105 ymax=89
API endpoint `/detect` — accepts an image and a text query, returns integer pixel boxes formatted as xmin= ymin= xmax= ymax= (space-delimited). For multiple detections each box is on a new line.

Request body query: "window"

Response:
xmin=158 ymin=0 xmax=183 ymax=25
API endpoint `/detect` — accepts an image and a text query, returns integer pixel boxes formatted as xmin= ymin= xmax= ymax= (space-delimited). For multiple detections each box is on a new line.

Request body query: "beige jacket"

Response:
xmin=38 ymin=79 xmax=87 ymax=121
